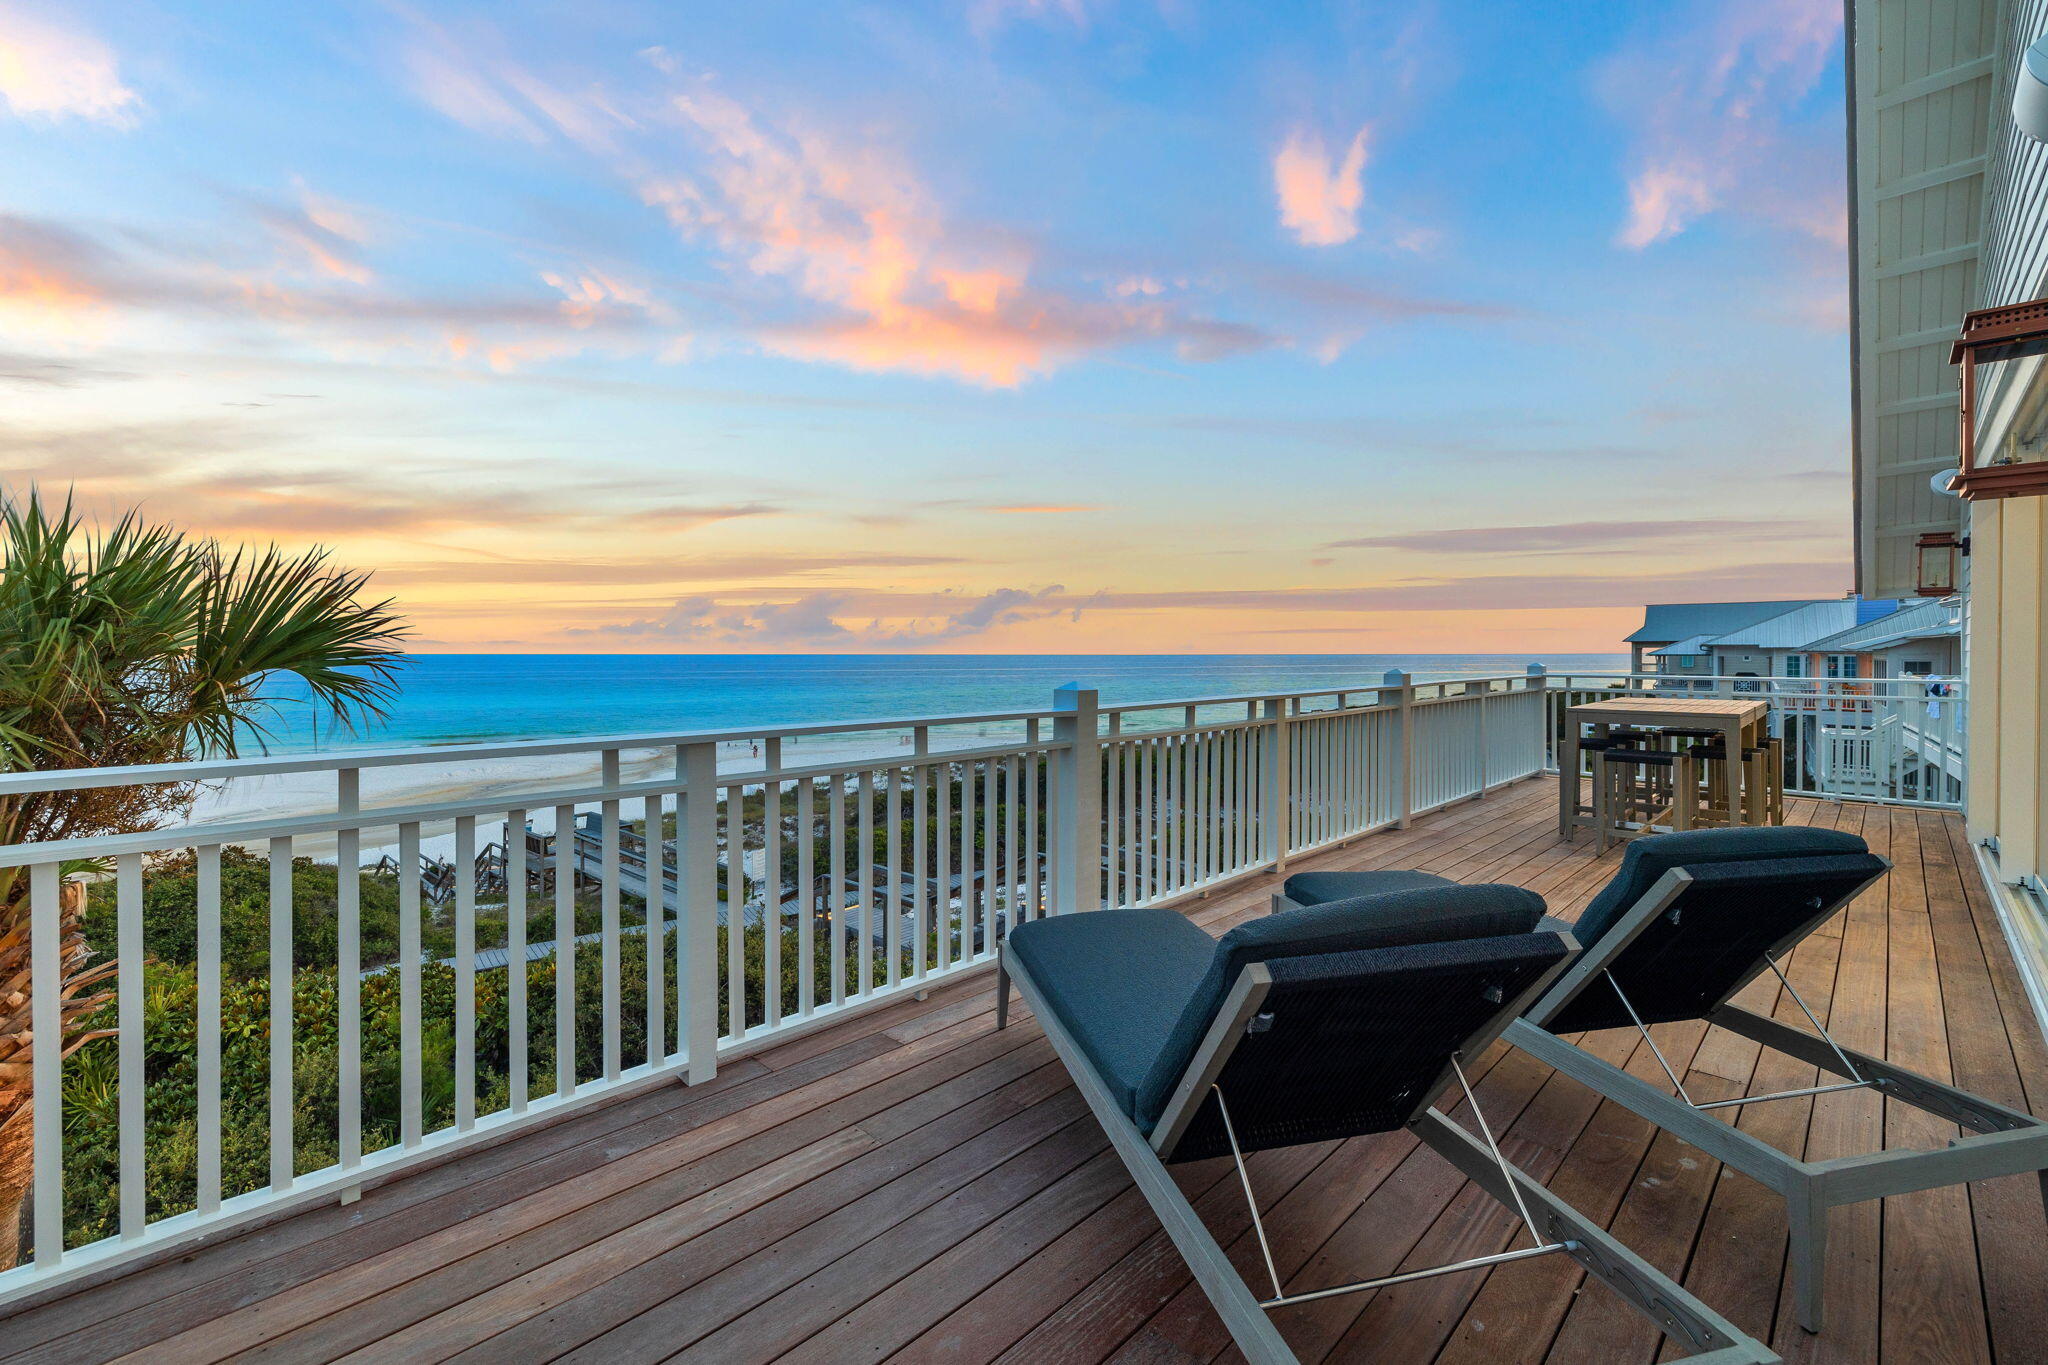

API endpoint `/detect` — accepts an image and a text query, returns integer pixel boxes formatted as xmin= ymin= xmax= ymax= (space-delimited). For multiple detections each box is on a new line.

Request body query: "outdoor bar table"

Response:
xmin=1557 ymin=696 xmax=1771 ymax=841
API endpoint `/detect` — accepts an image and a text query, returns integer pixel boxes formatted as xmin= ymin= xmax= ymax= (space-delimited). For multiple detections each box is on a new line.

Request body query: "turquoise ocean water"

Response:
xmin=263 ymin=654 xmax=1629 ymax=755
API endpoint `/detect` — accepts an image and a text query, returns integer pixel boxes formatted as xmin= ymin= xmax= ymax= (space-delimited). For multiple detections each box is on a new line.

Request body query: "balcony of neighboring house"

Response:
xmin=0 ymin=668 xmax=2034 ymax=1364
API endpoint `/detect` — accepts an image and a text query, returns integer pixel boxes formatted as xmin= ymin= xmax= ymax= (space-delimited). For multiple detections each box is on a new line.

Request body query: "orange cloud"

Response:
xmin=0 ymin=3 xmax=138 ymax=125
xmin=1273 ymin=125 xmax=1371 ymax=247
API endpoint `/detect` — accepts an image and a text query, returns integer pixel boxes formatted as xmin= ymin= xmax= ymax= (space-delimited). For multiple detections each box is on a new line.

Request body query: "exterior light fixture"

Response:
xmin=1949 ymin=298 xmax=2048 ymax=498
xmin=1914 ymin=530 xmax=1963 ymax=597
xmin=2017 ymin=35 xmax=2048 ymax=142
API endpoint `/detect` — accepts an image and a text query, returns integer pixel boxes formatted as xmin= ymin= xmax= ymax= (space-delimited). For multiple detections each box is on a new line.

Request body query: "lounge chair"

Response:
xmin=996 ymin=883 xmax=1777 ymax=1365
xmin=1292 ymin=828 xmax=2048 ymax=1334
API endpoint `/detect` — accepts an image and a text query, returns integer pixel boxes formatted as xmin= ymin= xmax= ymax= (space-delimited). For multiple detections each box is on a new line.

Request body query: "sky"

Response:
xmin=0 ymin=0 xmax=1855 ymax=655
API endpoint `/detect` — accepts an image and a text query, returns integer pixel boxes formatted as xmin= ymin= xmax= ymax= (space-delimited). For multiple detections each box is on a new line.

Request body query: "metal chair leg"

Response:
xmin=996 ymin=958 xmax=1012 ymax=1030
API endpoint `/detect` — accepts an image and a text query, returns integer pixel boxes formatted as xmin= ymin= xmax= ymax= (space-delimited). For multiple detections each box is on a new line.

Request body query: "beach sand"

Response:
xmin=187 ymin=730 xmax=1018 ymax=861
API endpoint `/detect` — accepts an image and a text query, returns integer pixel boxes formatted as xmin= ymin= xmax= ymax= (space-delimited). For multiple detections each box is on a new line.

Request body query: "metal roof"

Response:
xmin=1625 ymin=599 xmax=1831 ymax=643
xmin=1704 ymin=599 xmax=1878 ymax=650
xmin=1801 ymin=599 xmax=1961 ymax=654
xmin=1650 ymin=634 xmax=1715 ymax=657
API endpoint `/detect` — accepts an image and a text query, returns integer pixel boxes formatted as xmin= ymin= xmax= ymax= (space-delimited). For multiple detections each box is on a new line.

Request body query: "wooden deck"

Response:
xmin=4 ymin=776 xmax=2045 ymax=1364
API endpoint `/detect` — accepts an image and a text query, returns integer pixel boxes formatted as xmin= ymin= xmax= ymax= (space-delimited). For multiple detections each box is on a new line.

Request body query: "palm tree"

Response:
xmin=0 ymin=492 xmax=405 ymax=1267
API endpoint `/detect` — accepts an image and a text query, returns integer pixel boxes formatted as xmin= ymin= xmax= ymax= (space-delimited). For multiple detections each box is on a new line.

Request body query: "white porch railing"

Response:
xmin=0 ymin=662 xmax=1962 ymax=1303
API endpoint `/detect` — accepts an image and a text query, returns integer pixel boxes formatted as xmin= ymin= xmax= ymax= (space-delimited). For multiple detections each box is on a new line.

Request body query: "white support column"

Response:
xmin=676 ymin=740 xmax=721 ymax=1083
xmin=1260 ymin=698 xmax=1291 ymax=873
xmin=1052 ymin=684 xmax=1102 ymax=914
xmin=1386 ymin=670 xmax=1415 ymax=829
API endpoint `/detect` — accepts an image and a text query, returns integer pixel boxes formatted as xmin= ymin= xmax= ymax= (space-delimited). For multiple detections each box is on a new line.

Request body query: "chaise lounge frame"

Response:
xmin=997 ymin=930 xmax=1778 ymax=1365
xmin=1504 ymin=859 xmax=2048 ymax=1334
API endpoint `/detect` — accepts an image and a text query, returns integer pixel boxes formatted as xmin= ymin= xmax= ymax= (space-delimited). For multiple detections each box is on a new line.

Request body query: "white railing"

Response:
xmin=0 ymin=664 xmax=1570 ymax=1301
xmin=1541 ymin=672 xmax=1968 ymax=809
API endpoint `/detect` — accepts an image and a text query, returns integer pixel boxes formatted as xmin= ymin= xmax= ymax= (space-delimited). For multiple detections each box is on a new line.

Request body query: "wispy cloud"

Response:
xmin=580 ymin=583 xmax=1077 ymax=645
xmin=1323 ymin=517 xmax=1825 ymax=555
xmin=1604 ymin=0 xmax=1841 ymax=251
xmin=250 ymin=183 xmax=378 ymax=284
xmin=0 ymin=2 xmax=139 ymax=125
xmin=383 ymin=25 xmax=1311 ymax=387
xmin=379 ymin=551 xmax=962 ymax=588
xmin=1273 ymin=125 xmax=1371 ymax=247
xmin=0 ymin=209 xmax=678 ymax=369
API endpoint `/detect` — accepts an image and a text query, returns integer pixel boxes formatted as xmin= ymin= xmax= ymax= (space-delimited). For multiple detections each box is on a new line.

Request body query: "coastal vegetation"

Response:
xmin=0 ymin=492 xmax=406 ymax=1267
xmin=48 ymin=762 xmax=1041 ymax=1248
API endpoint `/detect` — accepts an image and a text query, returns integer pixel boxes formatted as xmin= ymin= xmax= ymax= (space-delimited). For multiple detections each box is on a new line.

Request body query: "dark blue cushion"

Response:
xmin=1004 ymin=908 xmax=1217 ymax=1121
xmin=1281 ymin=868 xmax=1453 ymax=906
xmin=1573 ymin=826 xmax=1871 ymax=948
xmin=1131 ymin=883 xmax=1547 ymax=1130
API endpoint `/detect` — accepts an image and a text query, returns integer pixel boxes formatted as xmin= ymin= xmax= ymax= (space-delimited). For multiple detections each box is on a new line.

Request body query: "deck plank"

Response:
xmin=3 ymin=778 xmax=2043 ymax=1365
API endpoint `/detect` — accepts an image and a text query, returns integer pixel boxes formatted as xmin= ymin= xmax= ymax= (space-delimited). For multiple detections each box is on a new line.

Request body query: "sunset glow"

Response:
xmin=0 ymin=0 xmax=1854 ymax=654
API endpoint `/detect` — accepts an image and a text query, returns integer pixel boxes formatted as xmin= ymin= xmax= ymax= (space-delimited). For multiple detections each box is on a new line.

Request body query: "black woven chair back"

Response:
xmin=1163 ymin=931 xmax=1573 ymax=1163
xmin=1544 ymin=854 xmax=1887 ymax=1034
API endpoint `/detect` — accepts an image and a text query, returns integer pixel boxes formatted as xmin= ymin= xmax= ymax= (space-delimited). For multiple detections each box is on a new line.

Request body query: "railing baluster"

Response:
xmin=399 ymin=821 xmax=424 ymax=1143
xmin=886 ymin=768 xmax=902 ymax=987
xmin=601 ymin=791 xmax=621 ymax=1080
xmin=196 ymin=844 xmax=222 ymax=1215
xmin=1026 ymin=750 xmax=1042 ymax=920
xmin=959 ymin=760 xmax=975 ymax=949
xmin=858 ymin=770 xmax=875 ymax=997
xmin=912 ymin=765 xmax=929 ymax=977
xmin=506 ymin=808 xmax=527 ymax=1113
xmin=829 ymin=775 xmax=847 ymax=1006
xmin=337 ymin=803 xmax=362 ymax=1190
xmin=552 ymin=804 xmax=575 ymax=1101
xmin=676 ymin=742 xmax=719 ymax=1082
xmin=454 ymin=815 xmax=477 ymax=1129
xmin=30 ymin=863 xmax=61 ymax=1266
xmin=724 ymin=785 xmax=743 ymax=1037
xmin=116 ymin=852 xmax=144 ymax=1240
xmin=269 ymin=836 xmax=295 ymax=1192
xmin=644 ymin=793 xmax=666 ymax=1065
xmin=981 ymin=760 xmax=997 ymax=950
xmin=936 ymin=765 xmax=952 ymax=971
xmin=762 ymin=781 xmax=782 ymax=1029
xmin=797 ymin=777 xmax=816 ymax=1017
xmin=1004 ymin=755 xmax=1020 ymax=932
xmin=1103 ymin=738 xmax=1121 ymax=908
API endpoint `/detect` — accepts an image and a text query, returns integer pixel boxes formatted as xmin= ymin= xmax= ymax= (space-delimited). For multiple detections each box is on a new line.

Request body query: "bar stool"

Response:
xmin=1681 ymin=743 xmax=1777 ymax=827
xmin=1567 ymin=733 xmax=1621 ymax=830
xmin=1597 ymin=748 xmax=1676 ymax=853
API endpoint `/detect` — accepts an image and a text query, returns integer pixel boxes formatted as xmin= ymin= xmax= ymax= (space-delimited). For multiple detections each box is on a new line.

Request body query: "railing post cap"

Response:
xmin=1382 ymin=669 xmax=1411 ymax=686
xmin=1526 ymin=662 xmax=1547 ymax=676
xmin=1052 ymin=683 xmax=1098 ymax=707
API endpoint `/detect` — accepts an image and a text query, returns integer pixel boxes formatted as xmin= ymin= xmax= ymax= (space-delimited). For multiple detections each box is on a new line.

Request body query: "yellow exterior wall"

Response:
xmin=1968 ymin=496 xmax=2048 ymax=883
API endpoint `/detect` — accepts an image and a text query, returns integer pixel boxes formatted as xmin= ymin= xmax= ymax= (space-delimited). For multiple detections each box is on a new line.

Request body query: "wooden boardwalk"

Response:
xmin=3 ymin=776 xmax=2045 ymax=1364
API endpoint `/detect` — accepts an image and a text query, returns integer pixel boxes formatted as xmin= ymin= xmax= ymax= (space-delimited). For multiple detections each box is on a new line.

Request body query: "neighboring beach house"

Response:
xmin=1624 ymin=598 xmax=1831 ymax=674
xmin=1632 ymin=596 xmax=1962 ymax=687
xmin=1798 ymin=597 xmax=1963 ymax=681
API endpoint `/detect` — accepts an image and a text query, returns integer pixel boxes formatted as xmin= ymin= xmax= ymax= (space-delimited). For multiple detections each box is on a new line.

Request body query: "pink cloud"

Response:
xmin=1273 ymin=125 xmax=1372 ymax=247
xmin=0 ymin=2 xmax=138 ymax=125
xmin=640 ymin=86 xmax=1271 ymax=384
xmin=1606 ymin=0 xmax=1842 ymax=250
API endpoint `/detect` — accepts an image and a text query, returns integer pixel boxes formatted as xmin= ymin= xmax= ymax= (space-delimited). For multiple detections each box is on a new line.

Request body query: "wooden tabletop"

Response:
xmin=1567 ymin=697 xmax=1768 ymax=721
